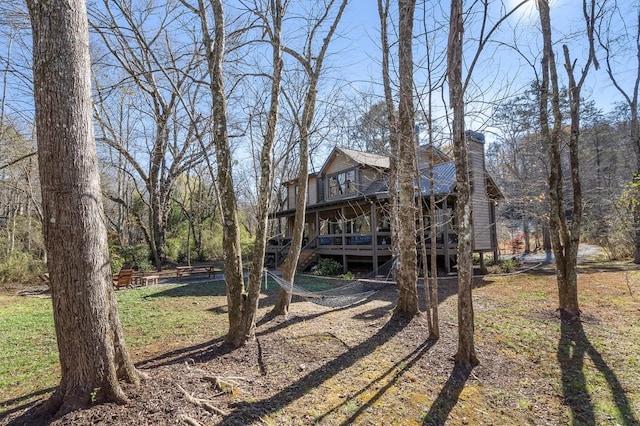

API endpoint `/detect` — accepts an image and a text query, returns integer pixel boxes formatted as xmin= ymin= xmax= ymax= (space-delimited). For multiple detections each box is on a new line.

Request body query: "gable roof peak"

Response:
xmin=334 ymin=146 xmax=390 ymax=168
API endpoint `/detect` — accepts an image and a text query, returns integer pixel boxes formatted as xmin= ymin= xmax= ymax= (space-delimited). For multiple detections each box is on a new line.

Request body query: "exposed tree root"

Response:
xmin=37 ymin=380 xmax=129 ymax=420
xmin=202 ymin=375 xmax=246 ymax=397
xmin=177 ymin=384 xmax=228 ymax=416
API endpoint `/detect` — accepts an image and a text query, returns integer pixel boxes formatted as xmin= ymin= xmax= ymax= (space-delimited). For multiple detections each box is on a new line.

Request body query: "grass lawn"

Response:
xmin=0 ymin=279 xmax=232 ymax=407
xmin=1 ymin=267 xmax=639 ymax=425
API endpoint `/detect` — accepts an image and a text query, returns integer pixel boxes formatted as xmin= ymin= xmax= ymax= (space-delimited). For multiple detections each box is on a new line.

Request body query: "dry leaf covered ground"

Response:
xmin=2 ymin=261 xmax=640 ymax=425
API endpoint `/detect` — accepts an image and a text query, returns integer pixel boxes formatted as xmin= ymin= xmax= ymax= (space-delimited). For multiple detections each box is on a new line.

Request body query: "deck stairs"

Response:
xmin=274 ymin=236 xmax=320 ymax=272
xmin=276 ymin=248 xmax=319 ymax=272
xmin=296 ymin=249 xmax=319 ymax=272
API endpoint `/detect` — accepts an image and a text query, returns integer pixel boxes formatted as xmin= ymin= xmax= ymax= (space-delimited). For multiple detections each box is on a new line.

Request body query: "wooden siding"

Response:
xmin=287 ymin=184 xmax=296 ymax=210
xmin=317 ymin=176 xmax=325 ymax=203
xmin=269 ymin=138 xmax=500 ymax=272
xmin=308 ymin=175 xmax=318 ymax=205
xmin=417 ymin=146 xmax=449 ymax=168
xmin=325 ymin=151 xmax=354 ymax=174
xmin=469 ymin=139 xmax=493 ymax=251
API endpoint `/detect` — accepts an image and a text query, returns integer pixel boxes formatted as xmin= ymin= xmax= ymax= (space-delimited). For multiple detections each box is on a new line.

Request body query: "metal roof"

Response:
xmin=418 ymin=162 xmax=457 ymax=195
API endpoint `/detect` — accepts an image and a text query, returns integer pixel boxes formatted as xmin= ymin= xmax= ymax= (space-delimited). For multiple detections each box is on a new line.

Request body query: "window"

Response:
xmin=329 ymin=169 xmax=356 ymax=197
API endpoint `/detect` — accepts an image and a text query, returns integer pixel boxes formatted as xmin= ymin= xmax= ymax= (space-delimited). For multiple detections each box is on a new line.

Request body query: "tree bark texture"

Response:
xmin=378 ymin=0 xmax=400 ymax=264
xmin=428 ymin=118 xmax=439 ymax=339
xmin=448 ymin=0 xmax=478 ymax=368
xmin=28 ymin=0 xmax=138 ymax=416
xmin=537 ymin=0 xmax=595 ymax=319
xmin=272 ymin=0 xmax=348 ymax=316
xmin=273 ymin=82 xmax=313 ymax=316
xmin=243 ymin=0 xmax=284 ymax=337
xmin=395 ymin=0 xmax=419 ymax=315
xmin=201 ymin=0 xmax=246 ymax=345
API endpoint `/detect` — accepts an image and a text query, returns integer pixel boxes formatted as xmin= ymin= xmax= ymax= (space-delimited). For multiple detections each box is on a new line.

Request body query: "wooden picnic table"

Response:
xmin=175 ymin=264 xmax=222 ymax=280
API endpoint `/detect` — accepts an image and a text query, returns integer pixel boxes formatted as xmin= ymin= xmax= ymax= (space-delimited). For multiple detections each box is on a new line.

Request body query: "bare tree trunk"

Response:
xmin=448 ymin=0 xmax=478 ymax=369
xmin=427 ymin=105 xmax=439 ymax=340
xmin=242 ymin=0 xmax=284 ymax=336
xmin=27 ymin=0 xmax=139 ymax=416
xmin=378 ymin=0 xmax=400 ymax=264
xmin=272 ymin=106 xmax=311 ymax=316
xmin=538 ymin=0 xmax=598 ymax=319
xmin=205 ymin=0 xmax=246 ymax=345
xmin=395 ymin=0 xmax=419 ymax=315
xmin=416 ymin=181 xmax=432 ymax=330
xmin=272 ymin=0 xmax=348 ymax=316
xmin=428 ymin=167 xmax=440 ymax=340
xmin=419 ymin=2 xmax=440 ymax=340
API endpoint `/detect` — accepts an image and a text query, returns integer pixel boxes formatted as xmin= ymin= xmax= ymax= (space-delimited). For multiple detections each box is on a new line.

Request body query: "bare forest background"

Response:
xmin=2 ymin=0 xmax=638 ymax=280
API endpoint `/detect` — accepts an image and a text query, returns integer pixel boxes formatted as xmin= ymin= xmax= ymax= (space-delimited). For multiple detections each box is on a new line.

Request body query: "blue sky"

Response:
xmin=1 ymin=0 xmax=635 ymax=145
xmin=333 ymin=0 xmax=633 ymax=118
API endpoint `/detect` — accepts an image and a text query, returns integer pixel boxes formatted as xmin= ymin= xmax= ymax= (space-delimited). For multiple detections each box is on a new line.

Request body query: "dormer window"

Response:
xmin=329 ymin=169 xmax=356 ymax=197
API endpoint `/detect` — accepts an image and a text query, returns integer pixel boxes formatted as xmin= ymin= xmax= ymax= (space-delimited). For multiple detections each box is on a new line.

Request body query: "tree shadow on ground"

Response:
xmin=134 ymin=308 xmax=341 ymax=371
xmin=422 ymin=364 xmax=472 ymax=425
xmin=256 ymin=283 xmax=397 ymax=329
xmin=144 ymin=279 xmax=228 ymax=298
xmin=332 ymin=338 xmax=436 ymax=426
xmin=136 ymin=290 xmax=395 ymax=371
xmin=416 ymin=275 xmax=495 ymax=311
xmin=221 ymin=312 xmax=417 ymax=424
xmin=0 ymin=387 xmax=57 ymax=424
xmin=135 ymin=336 xmax=228 ymax=369
xmin=558 ymin=317 xmax=638 ymax=425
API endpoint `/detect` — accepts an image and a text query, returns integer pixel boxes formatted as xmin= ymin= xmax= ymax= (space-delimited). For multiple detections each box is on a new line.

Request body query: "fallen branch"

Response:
xmin=178 ymin=384 xmax=228 ymax=416
xmin=179 ymin=414 xmax=202 ymax=426
xmin=626 ymin=271 xmax=636 ymax=299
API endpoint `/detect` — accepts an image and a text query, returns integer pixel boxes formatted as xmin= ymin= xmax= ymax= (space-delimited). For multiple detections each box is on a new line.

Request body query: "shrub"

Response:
xmin=500 ymin=258 xmax=518 ymax=273
xmin=486 ymin=264 xmax=502 ymax=274
xmin=340 ymin=271 xmax=355 ymax=280
xmin=0 ymin=251 xmax=46 ymax=286
xmin=510 ymin=232 xmax=525 ymax=254
xmin=598 ymin=191 xmax=635 ymax=260
xmin=120 ymin=244 xmax=153 ymax=272
xmin=311 ymin=258 xmax=343 ymax=276
xmin=109 ymin=252 xmax=125 ymax=274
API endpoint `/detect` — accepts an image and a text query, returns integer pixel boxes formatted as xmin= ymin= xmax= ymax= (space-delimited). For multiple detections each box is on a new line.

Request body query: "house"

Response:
xmin=266 ymin=131 xmax=503 ymax=274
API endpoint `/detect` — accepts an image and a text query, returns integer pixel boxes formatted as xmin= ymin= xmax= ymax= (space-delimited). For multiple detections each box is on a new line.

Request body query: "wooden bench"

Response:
xmin=175 ymin=265 xmax=221 ymax=280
